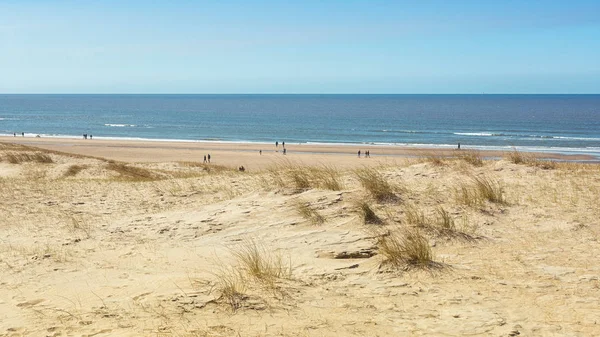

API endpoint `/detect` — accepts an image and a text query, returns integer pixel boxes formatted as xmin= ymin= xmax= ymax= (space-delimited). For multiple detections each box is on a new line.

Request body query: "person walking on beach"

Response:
xmin=458 ymin=143 xmax=461 ymax=150
xmin=207 ymin=154 xmax=211 ymax=163
xmin=276 ymin=141 xmax=278 ymax=148
xmin=282 ymin=141 xmax=285 ymax=148
xmin=203 ymin=155 xmax=207 ymax=163
xmin=259 ymin=150 xmax=262 ymax=155
xmin=283 ymin=148 xmax=287 ymax=155
xmin=22 ymin=132 xmax=24 ymax=137
xmin=358 ymin=150 xmax=361 ymax=158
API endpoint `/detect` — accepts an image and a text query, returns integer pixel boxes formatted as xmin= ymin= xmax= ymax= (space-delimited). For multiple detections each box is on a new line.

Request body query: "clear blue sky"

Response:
xmin=1 ymin=1 xmax=599 ymax=93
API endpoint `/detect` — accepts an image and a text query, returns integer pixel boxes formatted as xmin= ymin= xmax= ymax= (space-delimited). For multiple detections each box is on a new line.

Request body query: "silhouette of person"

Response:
xmin=203 ymin=155 xmax=207 ymax=163
xmin=282 ymin=141 xmax=285 ymax=148
xmin=90 ymin=134 xmax=93 ymax=139
xmin=259 ymin=150 xmax=262 ymax=155
xmin=208 ymin=154 xmax=211 ymax=163
xmin=283 ymin=148 xmax=287 ymax=155
xmin=458 ymin=143 xmax=461 ymax=150
xmin=22 ymin=132 xmax=24 ymax=137
xmin=358 ymin=150 xmax=361 ymax=158
xmin=276 ymin=141 xmax=278 ymax=148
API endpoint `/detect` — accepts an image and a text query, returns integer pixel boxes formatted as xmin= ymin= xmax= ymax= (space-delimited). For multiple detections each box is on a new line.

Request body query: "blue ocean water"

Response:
xmin=1 ymin=94 xmax=599 ymax=158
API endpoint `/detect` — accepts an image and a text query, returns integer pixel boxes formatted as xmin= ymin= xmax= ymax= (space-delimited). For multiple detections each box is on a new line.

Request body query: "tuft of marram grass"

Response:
xmin=377 ymin=230 xmax=437 ymax=269
xmin=63 ymin=164 xmax=87 ymax=177
xmin=355 ymin=167 xmax=398 ymax=202
xmin=505 ymin=148 xmax=556 ymax=169
xmin=422 ymin=152 xmax=446 ymax=166
xmin=265 ymin=162 xmax=343 ymax=192
xmin=403 ymin=204 xmax=475 ymax=241
xmin=310 ymin=165 xmax=344 ymax=191
xmin=506 ymin=148 xmax=527 ymax=164
xmin=455 ymin=175 xmax=506 ymax=206
xmin=178 ymin=161 xmax=234 ymax=174
xmin=213 ymin=265 xmax=247 ymax=311
xmin=356 ymin=200 xmax=383 ymax=225
xmin=404 ymin=204 xmax=427 ymax=227
xmin=106 ymin=162 xmax=159 ymax=181
xmin=473 ymin=175 xmax=505 ymax=204
xmin=433 ymin=207 xmax=455 ymax=231
xmin=4 ymin=152 xmax=53 ymax=164
xmin=287 ymin=167 xmax=311 ymax=190
xmin=529 ymin=158 xmax=557 ymax=170
xmin=456 ymin=150 xmax=484 ymax=167
xmin=455 ymin=183 xmax=480 ymax=206
xmin=295 ymin=201 xmax=325 ymax=225
xmin=230 ymin=239 xmax=292 ymax=284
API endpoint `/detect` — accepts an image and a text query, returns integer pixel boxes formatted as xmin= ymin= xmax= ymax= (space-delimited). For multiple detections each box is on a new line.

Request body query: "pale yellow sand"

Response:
xmin=1 ymin=140 xmax=599 ymax=336
xmin=0 ymin=136 xmax=593 ymax=171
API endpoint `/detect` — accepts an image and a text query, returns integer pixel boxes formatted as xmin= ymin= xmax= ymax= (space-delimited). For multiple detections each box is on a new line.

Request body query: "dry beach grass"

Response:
xmin=0 ymin=140 xmax=599 ymax=336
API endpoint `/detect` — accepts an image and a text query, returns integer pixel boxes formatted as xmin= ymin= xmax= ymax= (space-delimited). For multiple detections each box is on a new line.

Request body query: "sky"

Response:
xmin=1 ymin=1 xmax=599 ymax=94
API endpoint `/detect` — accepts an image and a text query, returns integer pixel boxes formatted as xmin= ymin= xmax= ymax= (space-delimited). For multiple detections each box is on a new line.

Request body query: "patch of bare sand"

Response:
xmin=1 ymin=143 xmax=599 ymax=336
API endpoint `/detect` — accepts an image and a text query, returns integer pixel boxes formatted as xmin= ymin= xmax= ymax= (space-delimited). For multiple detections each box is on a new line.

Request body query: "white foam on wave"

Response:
xmin=454 ymin=132 xmax=494 ymax=137
xmin=104 ymin=124 xmax=136 ymax=127
xmin=554 ymin=136 xmax=600 ymax=141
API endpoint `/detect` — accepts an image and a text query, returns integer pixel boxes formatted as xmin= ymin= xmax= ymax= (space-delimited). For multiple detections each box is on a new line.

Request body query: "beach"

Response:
xmin=1 ymin=138 xmax=599 ymax=336
xmin=0 ymin=136 xmax=595 ymax=170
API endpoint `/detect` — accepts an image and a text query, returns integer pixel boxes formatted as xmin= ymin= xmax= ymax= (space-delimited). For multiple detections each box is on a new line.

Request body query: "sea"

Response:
xmin=1 ymin=94 xmax=599 ymax=159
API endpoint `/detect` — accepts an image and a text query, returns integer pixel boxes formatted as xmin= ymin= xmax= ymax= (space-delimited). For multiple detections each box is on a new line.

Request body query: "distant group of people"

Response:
xmin=83 ymin=133 xmax=92 ymax=139
xmin=273 ymin=141 xmax=287 ymax=155
xmin=203 ymin=154 xmax=211 ymax=163
xmin=358 ymin=150 xmax=371 ymax=158
xmin=13 ymin=132 xmax=24 ymax=137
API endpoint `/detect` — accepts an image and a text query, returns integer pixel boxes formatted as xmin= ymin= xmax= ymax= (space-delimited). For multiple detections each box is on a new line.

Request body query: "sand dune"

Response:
xmin=1 ymin=140 xmax=599 ymax=336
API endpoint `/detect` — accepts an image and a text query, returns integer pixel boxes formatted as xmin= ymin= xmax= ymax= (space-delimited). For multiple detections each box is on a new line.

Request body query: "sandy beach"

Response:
xmin=0 ymin=136 xmax=595 ymax=171
xmin=1 ymin=138 xmax=599 ymax=336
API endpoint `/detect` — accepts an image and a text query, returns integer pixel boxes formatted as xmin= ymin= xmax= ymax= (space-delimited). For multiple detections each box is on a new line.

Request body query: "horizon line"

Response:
xmin=1 ymin=93 xmax=599 ymax=95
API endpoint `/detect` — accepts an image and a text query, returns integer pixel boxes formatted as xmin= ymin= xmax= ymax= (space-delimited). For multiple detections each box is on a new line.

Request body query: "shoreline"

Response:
xmin=1 ymin=136 xmax=597 ymax=170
